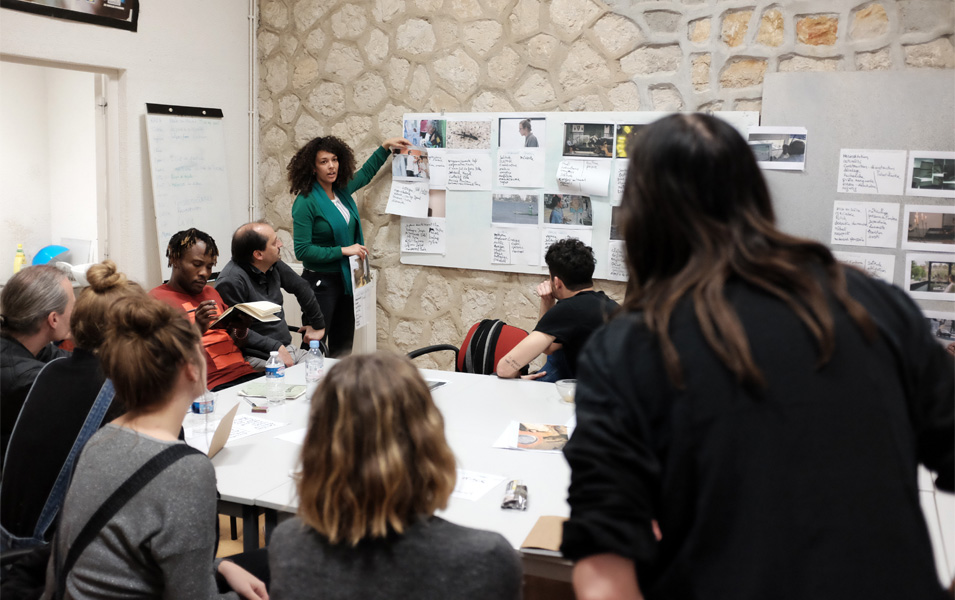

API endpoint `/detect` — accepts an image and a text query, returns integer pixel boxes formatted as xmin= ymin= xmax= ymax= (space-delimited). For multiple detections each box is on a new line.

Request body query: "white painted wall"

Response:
xmin=1 ymin=0 xmax=252 ymax=286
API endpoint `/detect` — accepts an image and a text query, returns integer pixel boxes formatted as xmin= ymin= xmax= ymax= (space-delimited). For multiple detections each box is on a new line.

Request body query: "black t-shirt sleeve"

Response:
xmin=534 ymin=298 xmax=577 ymax=343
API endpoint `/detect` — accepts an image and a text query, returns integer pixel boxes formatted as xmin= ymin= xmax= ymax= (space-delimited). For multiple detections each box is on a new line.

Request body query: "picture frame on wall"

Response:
xmin=0 ymin=0 xmax=139 ymax=32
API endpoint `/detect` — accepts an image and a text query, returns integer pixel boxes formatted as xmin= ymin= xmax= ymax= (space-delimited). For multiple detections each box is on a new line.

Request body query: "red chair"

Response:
xmin=407 ymin=319 xmax=529 ymax=375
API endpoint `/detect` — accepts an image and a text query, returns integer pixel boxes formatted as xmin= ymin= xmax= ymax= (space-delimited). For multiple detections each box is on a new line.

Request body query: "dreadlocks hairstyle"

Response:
xmin=287 ymin=136 xmax=358 ymax=197
xmin=621 ymin=113 xmax=875 ymax=389
xmin=165 ymin=228 xmax=219 ymax=267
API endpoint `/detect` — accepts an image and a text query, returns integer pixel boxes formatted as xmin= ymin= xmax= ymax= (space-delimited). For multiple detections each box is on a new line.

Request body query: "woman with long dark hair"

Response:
xmin=287 ymin=136 xmax=408 ymax=357
xmin=561 ymin=114 xmax=953 ymax=600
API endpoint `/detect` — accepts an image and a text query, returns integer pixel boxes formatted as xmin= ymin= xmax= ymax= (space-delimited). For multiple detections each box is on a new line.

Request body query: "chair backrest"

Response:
xmin=457 ymin=319 xmax=529 ymax=375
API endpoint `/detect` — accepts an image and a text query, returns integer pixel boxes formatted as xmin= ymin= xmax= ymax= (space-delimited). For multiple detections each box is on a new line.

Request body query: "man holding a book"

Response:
xmin=215 ymin=221 xmax=327 ymax=369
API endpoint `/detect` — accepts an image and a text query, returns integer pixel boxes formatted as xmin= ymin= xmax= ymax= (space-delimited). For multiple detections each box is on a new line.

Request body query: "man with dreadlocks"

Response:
xmin=149 ymin=228 xmax=259 ymax=391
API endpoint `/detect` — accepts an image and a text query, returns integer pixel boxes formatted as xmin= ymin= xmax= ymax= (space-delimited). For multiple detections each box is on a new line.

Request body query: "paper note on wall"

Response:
xmin=541 ymin=228 xmax=593 ymax=263
xmin=446 ymin=154 xmax=492 ymax=190
xmin=831 ymin=201 xmax=900 ymax=248
xmin=386 ymin=180 xmax=430 ymax=217
xmin=832 ymin=251 xmax=895 ymax=284
xmin=428 ymin=149 xmax=447 ymax=189
xmin=556 ymin=159 xmax=611 ymax=196
xmin=401 ymin=217 xmax=446 ymax=254
xmin=491 ymin=227 xmax=540 ymax=266
xmin=497 ymin=150 xmax=545 ymax=188
xmin=607 ymin=240 xmax=627 ymax=281
xmin=612 ymin=159 xmax=628 ymax=206
xmin=837 ymin=149 xmax=907 ymax=196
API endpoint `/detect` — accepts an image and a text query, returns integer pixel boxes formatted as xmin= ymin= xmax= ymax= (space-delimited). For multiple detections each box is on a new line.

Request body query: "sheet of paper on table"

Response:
xmin=451 ymin=469 xmax=507 ymax=501
xmin=185 ymin=413 xmax=287 ymax=451
xmin=492 ymin=421 xmax=575 ymax=454
xmin=275 ymin=427 xmax=308 ymax=446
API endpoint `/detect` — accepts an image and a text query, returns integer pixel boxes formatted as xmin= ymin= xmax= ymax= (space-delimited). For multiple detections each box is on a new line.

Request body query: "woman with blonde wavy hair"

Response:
xmin=268 ymin=352 xmax=522 ymax=600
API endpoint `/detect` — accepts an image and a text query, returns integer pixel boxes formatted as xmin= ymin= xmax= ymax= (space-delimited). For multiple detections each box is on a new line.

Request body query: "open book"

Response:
xmin=210 ymin=301 xmax=281 ymax=329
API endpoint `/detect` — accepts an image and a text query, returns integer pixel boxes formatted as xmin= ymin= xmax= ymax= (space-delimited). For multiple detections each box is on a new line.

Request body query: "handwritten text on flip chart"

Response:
xmin=607 ymin=240 xmax=627 ymax=281
xmin=831 ymin=201 xmax=899 ymax=249
xmin=497 ymin=150 xmax=545 ymax=188
xmin=612 ymin=159 xmax=628 ymax=206
xmin=491 ymin=227 xmax=540 ymax=266
xmin=832 ymin=251 xmax=895 ymax=284
xmin=837 ymin=149 xmax=907 ymax=196
xmin=386 ymin=180 xmax=430 ymax=218
xmin=446 ymin=154 xmax=492 ymax=190
xmin=556 ymin=159 xmax=611 ymax=196
xmin=428 ymin=149 xmax=447 ymax=189
xmin=401 ymin=217 xmax=446 ymax=254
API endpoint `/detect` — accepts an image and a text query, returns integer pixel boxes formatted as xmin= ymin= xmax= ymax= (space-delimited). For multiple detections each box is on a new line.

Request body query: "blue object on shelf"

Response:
xmin=32 ymin=245 xmax=70 ymax=266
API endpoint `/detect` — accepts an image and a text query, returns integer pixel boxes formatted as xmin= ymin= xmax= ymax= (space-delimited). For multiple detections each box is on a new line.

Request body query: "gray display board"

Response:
xmin=399 ymin=111 xmax=758 ymax=280
xmin=761 ymin=71 xmax=954 ymax=314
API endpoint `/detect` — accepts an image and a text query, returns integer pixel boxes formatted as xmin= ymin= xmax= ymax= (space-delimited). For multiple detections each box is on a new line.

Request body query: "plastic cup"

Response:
xmin=555 ymin=379 xmax=576 ymax=404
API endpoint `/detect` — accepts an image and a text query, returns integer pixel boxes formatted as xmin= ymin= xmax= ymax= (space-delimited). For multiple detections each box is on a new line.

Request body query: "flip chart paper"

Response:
xmin=401 ymin=217 xmax=446 ymax=254
xmin=556 ymin=159 xmax=611 ymax=196
xmin=491 ymin=227 xmax=540 ymax=266
xmin=831 ymin=201 xmax=899 ymax=248
xmin=832 ymin=251 xmax=895 ymax=284
xmin=497 ymin=150 xmax=545 ymax=188
xmin=837 ymin=149 xmax=907 ymax=196
xmin=541 ymin=228 xmax=593 ymax=263
xmin=386 ymin=180 xmax=430 ymax=217
xmin=446 ymin=154 xmax=492 ymax=190
xmin=607 ymin=240 xmax=627 ymax=281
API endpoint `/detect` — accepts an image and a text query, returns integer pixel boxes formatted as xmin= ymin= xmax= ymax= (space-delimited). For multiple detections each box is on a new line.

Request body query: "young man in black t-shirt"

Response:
xmin=497 ymin=239 xmax=618 ymax=379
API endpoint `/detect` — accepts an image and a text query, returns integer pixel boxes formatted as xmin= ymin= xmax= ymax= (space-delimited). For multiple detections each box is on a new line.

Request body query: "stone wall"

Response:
xmin=257 ymin=0 xmax=954 ymax=369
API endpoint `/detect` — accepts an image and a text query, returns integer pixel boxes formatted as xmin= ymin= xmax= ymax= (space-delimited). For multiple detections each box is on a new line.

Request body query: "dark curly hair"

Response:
xmin=287 ymin=136 xmax=357 ymax=197
xmin=544 ymin=238 xmax=595 ymax=291
xmin=166 ymin=228 xmax=219 ymax=267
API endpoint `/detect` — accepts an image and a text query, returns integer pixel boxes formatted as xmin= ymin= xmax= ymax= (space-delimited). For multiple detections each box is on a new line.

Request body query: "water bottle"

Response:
xmin=13 ymin=244 xmax=26 ymax=274
xmin=265 ymin=350 xmax=285 ymax=406
xmin=305 ymin=340 xmax=324 ymax=400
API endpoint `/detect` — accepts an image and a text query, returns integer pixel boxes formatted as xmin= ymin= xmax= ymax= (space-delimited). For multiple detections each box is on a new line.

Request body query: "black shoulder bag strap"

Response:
xmin=53 ymin=444 xmax=201 ymax=599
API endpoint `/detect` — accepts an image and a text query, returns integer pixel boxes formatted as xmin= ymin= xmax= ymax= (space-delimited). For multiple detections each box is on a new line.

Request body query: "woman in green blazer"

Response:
xmin=288 ymin=135 xmax=408 ymax=357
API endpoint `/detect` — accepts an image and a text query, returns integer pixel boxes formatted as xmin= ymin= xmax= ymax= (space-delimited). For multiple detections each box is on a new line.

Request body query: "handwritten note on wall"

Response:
xmin=386 ymin=180 xmax=430 ymax=217
xmin=837 ymin=149 xmax=907 ymax=196
xmin=401 ymin=217 xmax=446 ymax=254
xmin=428 ymin=149 xmax=447 ymax=189
xmin=612 ymin=159 xmax=628 ymax=206
xmin=491 ymin=227 xmax=540 ymax=266
xmin=541 ymin=228 xmax=594 ymax=264
xmin=446 ymin=154 xmax=492 ymax=190
xmin=556 ymin=159 xmax=611 ymax=196
xmin=831 ymin=201 xmax=900 ymax=248
xmin=607 ymin=240 xmax=627 ymax=281
xmin=832 ymin=251 xmax=895 ymax=284
xmin=497 ymin=150 xmax=545 ymax=188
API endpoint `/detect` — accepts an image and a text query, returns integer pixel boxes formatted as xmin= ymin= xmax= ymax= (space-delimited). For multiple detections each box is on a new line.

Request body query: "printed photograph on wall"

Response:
xmin=747 ymin=126 xmax=808 ymax=171
xmin=563 ymin=123 xmax=614 ymax=158
xmin=446 ymin=120 xmax=492 ymax=150
xmin=428 ymin=190 xmax=446 ymax=218
xmin=610 ymin=206 xmax=624 ymax=240
xmin=902 ymin=204 xmax=955 ymax=252
xmin=491 ymin=192 xmax=539 ymax=226
xmin=614 ymin=124 xmax=644 ymax=158
xmin=391 ymin=147 xmax=430 ymax=181
xmin=543 ymin=194 xmax=592 ymax=226
xmin=498 ymin=117 xmax=545 ymax=149
xmin=906 ymin=253 xmax=955 ymax=301
xmin=905 ymin=151 xmax=955 ymax=199
xmin=923 ymin=310 xmax=955 ymax=352
xmin=0 ymin=0 xmax=138 ymax=30
xmin=403 ymin=119 xmax=446 ymax=149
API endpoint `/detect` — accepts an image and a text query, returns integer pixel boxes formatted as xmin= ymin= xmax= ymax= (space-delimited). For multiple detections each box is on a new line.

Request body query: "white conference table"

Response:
xmin=185 ymin=360 xmax=576 ymax=580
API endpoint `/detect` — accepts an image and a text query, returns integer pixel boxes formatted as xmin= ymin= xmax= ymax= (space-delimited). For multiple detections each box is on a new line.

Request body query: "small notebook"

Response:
xmin=210 ymin=301 xmax=281 ymax=329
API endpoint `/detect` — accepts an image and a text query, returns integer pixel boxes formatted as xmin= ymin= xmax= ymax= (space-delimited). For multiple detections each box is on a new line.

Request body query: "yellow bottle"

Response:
xmin=13 ymin=244 xmax=26 ymax=274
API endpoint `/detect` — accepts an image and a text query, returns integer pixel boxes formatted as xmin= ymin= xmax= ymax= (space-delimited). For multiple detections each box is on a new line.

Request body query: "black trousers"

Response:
xmin=301 ymin=269 xmax=354 ymax=358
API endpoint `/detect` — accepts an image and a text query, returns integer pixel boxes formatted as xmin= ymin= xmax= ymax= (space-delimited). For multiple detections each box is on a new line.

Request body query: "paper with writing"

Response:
xmin=541 ymin=228 xmax=593 ymax=263
xmin=451 ymin=469 xmax=507 ymax=501
xmin=352 ymin=278 xmax=375 ymax=330
xmin=497 ymin=150 xmax=545 ymax=188
xmin=401 ymin=217 xmax=446 ymax=254
xmin=386 ymin=180 xmax=430 ymax=217
xmin=428 ymin=149 xmax=447 ymax=189
xmin=612 ymin=159 xmax=628 ymax=206
xmin=832 ymin=251 xmax=895 ymax=284
xmin=831 ymin=201 xmax=899 ymax=248
xmin=607 ymin=240 xmax=627 ymax=281
xmin=837 ymin=149 xmax=907 ymax=196
xmin=556 ymin=159 xmax=611 ymax=196
xmin=491 ymin=227 xmax=540 ymax=266
xmin=446 ymin=154 xmax=492 ymax=190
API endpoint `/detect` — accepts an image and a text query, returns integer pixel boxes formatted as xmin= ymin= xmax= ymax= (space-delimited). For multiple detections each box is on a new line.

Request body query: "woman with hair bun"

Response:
xmin=43 ymin=295 xmax=268 ymax=599
xmin=268 ymin=352 xmax=522 ymax=600
xmin=2 ymin=260 xmax=142 ymax=551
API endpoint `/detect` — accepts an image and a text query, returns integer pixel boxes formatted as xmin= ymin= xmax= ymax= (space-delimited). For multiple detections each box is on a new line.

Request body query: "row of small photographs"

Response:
xmin=489 ymin=193 xmax=614 ymax=228
xmin=402 ymin=118 xmax=645 ymax=157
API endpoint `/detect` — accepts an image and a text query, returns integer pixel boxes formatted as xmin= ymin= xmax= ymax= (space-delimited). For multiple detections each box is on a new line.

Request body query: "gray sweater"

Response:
xmin=269 ymin=516 xmax=523 ymax=600
xmin=43 ymin=425 xmax=236 ymax=600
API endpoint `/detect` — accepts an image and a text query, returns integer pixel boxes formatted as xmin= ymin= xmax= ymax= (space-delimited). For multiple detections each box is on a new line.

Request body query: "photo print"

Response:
xmin=610 ymin=206 xmax=624 ymax=241
xmin=563 ymin=123 xmax=615 ymax=158
xmin=403 ymin=119 xmax=446 ymax=148
xmin=906 ymin=253 xmax=955 ymax=301
xmin=747 ymin=126 xmax=808 ymax=171
xmin=492 ymin=192 xmax=540 ymax=226
xmin=543 ymin=194 xmax=593 ymax=226
xmin=906 ymin=151 xmax=955 ymax=198
xmin=428 ymin=190 xmax=446 ymax=218
xmin=351 ymin=254 xmax=371 ymax=289
xmin=498 ymin=117 xmax=545 ymax=149
xmin=903 ymin=205 xmax=955 ymax=252
xmin=391 ymin=147 xmax=430 ymax=181
xmin=446 ymin=120 xmax=492 ymax=150
xmin=923 ymin=310 xmax=955 ymax=351
xmin=615 ymin=124 xmax=644 ymax=158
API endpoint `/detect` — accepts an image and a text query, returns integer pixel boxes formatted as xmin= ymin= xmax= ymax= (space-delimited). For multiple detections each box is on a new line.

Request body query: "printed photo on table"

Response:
xmin=903 ymin=205 xmax=955 ymax=252
xmin=391 ymin=147 xmax=430 ymax=181
xmin=615 ymin=124 xmax=644 ymax=158
xmin=491 ymin=192 xmax=540 ymax=226
xmin=498 ymin=117 xmax=545 ymax=149
xmin=543 ymin=194 xmax=592 ymax=227
xmin=563 ymin=123 xmax=614 ymax=158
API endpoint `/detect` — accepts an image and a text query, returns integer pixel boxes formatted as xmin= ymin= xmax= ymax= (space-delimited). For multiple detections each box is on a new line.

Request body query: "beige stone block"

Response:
xmin=258 ymin=97 xmax=275 ymax=123
xmin=735 ymin=97 xmax=762 ymax=112
xmin=796 ymin=14 xmax=839 ymax=46
xmin=325 ymin=43 xmax=365 ymax=82
xmin=378 ymin=103 xmax=411 ymax=137
xmin=434 ymin=49 xmax=481 ymax=96
xmin=365 ymin=29 xmax=390 ymax=66
xmin=278 ymin=94 xmax=300 ymax=124
xmin=353 ymin=73 xmax=389 ymax=111
xmin=691 ymin=53 xmax=711 ymax=92
xmin=331 ymin=116 xmax=373 ymax=144
xmin=899 ymin=0 xmax=954 ymax=34
xmin=414 ymin=0 xmax=444 ymax=10
xmin=409 ymin=64 xmax=432 ymax=102
xmin=621 ymin=44 xmax=683 ymax=76
xmin=503 ymin=289 xmax=536 ymax=324
xmin=262 ymin=125 xmax=288 ymax=154
xmin=645 ymin=10 xmax=680 ymax=33
xmin=372 ymin=223 xmax=397 ymax=264
xmin=258 ymin=31 xmax=280 ymax=57
xmin=384 ymin=265 xmax=423 ymax=312
xmin=293 ymin=0 xmax=336 ymax=31
xmin=306 ymin=82 xmax=346 ymax=118
xmin=593 ymin=14 xmax=642 ymax=56
xmin=778 ymin=54 xmax=840 ymax=72
xmin=421 ymin=273 xmax=454 ymax=315
xmin=525 ymin=33 xmax=559 ymax=64
xmin=261 ymin=157 xmax=283 ymax=192
xmin=428 ymin=89 xmax=460 ymax=112
xmin=550 ymin=0 xmax=602 ymax=37
xmin=697 ymin=100 xmax=724 ymax=113
xmin=904 ymin=37 xmax=955 ymax=68
xmin=756 ymin=8 xmax=784 ymax=47
xmin=261 ymin=1 xmax=289 ymax=30
xmin=650 ymin=85 xmax=684 ymax=111
xmin=509 ymin=0 xmax=540 ymax=38
xmin=464 ymin=20 xmax=504 ymax=56
xmin=608 ymin=81 xmax=640 ymax=111
xmin=393 ymin=319 xmax=425 ymax=351
xmin=375 ymin=306 xmax=392 ymax=347
xmin=722 ymin=10 xmax=752 ymax=47
xmin=396 ymin=18 xmax=437 ymax=54
xmin=487 ymin=46 xmax=522 ymax=87
xmin=719 ymin=58 xmax=768 ymax=88
xmin=565 ymin=94 xmax=605 ymax=111
xmin=292 ymin=55 xmax=319 ymax=89
xmin=293 ymin=114 xmax=325 ymax=147
xmin=450 ymin=0 xmax=483 ymax=20
xmin=688 ymin=17 xmax=711 ymax=44
xmin=462 ymin=287 xmax=498 ymax=326
xmin=472 ymin=91 xmax=515 ymax=112
xmin=305 ymin=29 xmax=327 ymax=55
xmin=264 ymin=56 xmax=289 ymax=95
xmin=559 ymin=40 xmax=612 ymax=91
xmin=373 ymin=0 xmax=406 ymax=23
xmin=387 ymin=57 xmax=412 ymax=92
xmin=268 ymin=195 xmax=294 ymax=229
xmin=514 ymin=71 xmax=558 ymax=108
xmin=850 ymin=4 xmax=888 ymax=41
xmin=275 ymin=228 xmax=294 ymax=255
xmin=330 ymin=4 xmax=368 ymax=39
xmin=282 ymin=37 xmax=299 ymax=56
xmin=856 ymin=46 xmax=892 ymax=70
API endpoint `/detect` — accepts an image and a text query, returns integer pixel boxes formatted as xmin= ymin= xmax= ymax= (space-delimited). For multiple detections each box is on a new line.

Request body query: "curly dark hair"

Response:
xmin=544 ymin=238 xmax=595 ymax=291
xmin=287 ymin=136 xmax=357 ymax=197
xmin=165 ymin=228 xmax=219 ymax=267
